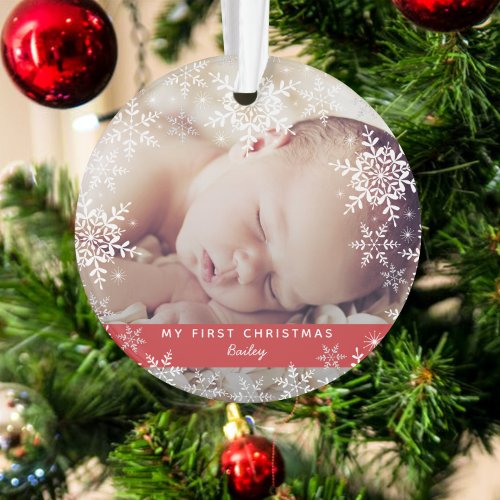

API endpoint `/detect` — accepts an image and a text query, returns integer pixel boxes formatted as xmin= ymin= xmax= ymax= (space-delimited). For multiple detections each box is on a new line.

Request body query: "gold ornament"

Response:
xmin=223 ymin=403 xmax=251 ymax=441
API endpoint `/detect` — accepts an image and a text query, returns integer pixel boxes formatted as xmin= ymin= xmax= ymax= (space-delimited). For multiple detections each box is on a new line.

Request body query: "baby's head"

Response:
xmin=176 ymin=117 xmax=417 ymax=314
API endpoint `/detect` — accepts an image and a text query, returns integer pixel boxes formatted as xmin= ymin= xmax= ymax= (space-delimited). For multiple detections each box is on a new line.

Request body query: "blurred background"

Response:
xmin=0 ymin=0 xmax=224 ymax=181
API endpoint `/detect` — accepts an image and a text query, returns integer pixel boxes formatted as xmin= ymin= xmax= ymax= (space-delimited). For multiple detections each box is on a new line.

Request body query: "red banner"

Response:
xmin=106 ymin=323 xmax=391 ymax=368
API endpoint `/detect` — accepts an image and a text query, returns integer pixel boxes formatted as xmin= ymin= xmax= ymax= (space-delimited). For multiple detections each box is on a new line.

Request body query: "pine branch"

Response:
xmin=360 ymin=330 xmax=477 ymax=494
xmin=110 ymin=404 xmax=364 ymax=499
xmin=284 ymin=475 xmax=363 ymax=500
xmin=264 ymin=373 xmax=372 ymax=466
xmin=263 ymin=327 xmax=483 ymax=498
xmin=2 ymin=2 xmax=498 ymax=496
xmin=269 ymin=0 xmax=395 ymax=83
xmin=384 ymin=117 xmax=498 ymax=231
xmin=0 ymin=165 xmax=105 ymax=350
xmin=153 ymin=0 xmax=218 ymax=63
xmin=0 ymin=164 xmax=211 ymax=498
xmin=375 ymin=18 xmax=499 ymax=135
xmin=437 ymin=212 xmax=499 ymax=342
xmin=110 ymin=408 xmax=228 ymax=499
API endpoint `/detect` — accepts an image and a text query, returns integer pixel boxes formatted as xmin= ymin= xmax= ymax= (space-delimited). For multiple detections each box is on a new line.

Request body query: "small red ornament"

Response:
xmin=392 ymin=0 xmax=499 ymax=31
xmin=221 ymin=404 xmax=285 ymax=499
xmin=221 ymin=435 xmax=285 ymax=499
xmin=1 ymin=0 xmax=117 ymax=108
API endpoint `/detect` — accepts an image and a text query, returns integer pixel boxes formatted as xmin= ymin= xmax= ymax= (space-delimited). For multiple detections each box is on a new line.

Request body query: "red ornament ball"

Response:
xmin=221 ymin=435 xmax=285 ymax=499
xmin=392 ymin=0 xmax=499 ymax=31
xmin=1 ymin=0 xmax=117 ymax=108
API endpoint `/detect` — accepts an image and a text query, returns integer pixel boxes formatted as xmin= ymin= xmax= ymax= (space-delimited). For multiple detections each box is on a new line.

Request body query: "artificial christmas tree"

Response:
xmin=0 ymin=0 xmax=499 ymax=498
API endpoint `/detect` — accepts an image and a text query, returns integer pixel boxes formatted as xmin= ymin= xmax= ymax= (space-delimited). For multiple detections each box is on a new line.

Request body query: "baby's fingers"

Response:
xmin=152 ymin=302 xmax=219 ymax=324
xmin=150 ymin=303 xmax=181 ymax=324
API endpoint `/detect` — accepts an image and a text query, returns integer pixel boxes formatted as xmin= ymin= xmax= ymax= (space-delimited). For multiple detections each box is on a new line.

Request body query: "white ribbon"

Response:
xmin=221 ymin=0 xmax=269 ymax=95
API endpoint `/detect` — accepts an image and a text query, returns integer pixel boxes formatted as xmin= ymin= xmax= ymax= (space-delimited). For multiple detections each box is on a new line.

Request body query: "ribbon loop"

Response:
xmin=221 ymin=0 xmax=269 ymax=96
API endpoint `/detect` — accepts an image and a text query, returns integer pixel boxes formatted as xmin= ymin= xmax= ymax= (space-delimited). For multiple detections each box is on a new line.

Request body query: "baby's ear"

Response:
xmin=251 ymin=129 xmax=292 ymax=153
xmin=229 ymin=129 xmax=291 ymax=161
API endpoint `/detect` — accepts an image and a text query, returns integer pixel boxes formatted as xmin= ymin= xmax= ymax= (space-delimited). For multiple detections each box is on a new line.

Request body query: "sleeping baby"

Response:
xmin=82 ymin=116 xmax=416 ymax=324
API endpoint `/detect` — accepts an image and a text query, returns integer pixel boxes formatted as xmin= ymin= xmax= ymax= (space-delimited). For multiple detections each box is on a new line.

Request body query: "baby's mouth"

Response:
xmin=201 ymin=249 xmax=215 ymax=283
xmin=201 ymin=250 xmax=237 ymax=285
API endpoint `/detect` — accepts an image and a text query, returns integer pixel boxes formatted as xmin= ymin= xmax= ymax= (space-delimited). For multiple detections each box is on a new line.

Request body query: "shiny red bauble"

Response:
xmin=1 ymin=0 xmax=117 ymax=108
xmin=221 ymin=435 xmax=285 ymax=499
xmin=392 ymin=0 xmax=499 ymax=31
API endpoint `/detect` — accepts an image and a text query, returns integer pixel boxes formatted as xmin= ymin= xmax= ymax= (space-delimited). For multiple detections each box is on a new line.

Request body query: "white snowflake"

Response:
xmin=317 ymin=375 xmax=333 ymax=386
xmin=213 ymin=131 xmax=228 ymax=147
xmin=401 ymin=226 xmax=416 ymax=243
xmin=88 ymin=293 xmax=112 ymax=321
xmin=298 ymin=76 xmax=340 ymax=126
xmin=398 ymin=246 xmax=421 ymax=263
xmin=316 ymin=344 xmax=347 ymax=368
xmin=363 ymin=331 xmax=384 ymax=350
xmin=193 ymin=91 xmax=211 ymax=109
xmin=384 ymin=308 xmax=399 ymax=321
xmin=103 ymin=97 xmax=161 ymax=160
xmin=303 ymin=65 xmax=314 ymax=75
xmin=273 ymin=363 xmax=316 ymax=399
xmin=381 ymin=264 xmax=408 ymax=292
xmin=167 ymin=110 xmax=198 ymax=142
xmin=404 ymin=207 xmax=416 ymax=220
xmin=351 ymin=346 xmax=365 ymax=367
xmin=278 ymin=62 xmax=292 ymax=75
xmin=350 ymin=222 xmax=400 ymax=268
xmin=164 ymin=60 xmax=208 ymax=98
xmin=330 ymin=125 xmax=417 ymax=226
xmin=87 ymin=149 xmax=127 ymax=193
xmin=205 ymin=73 xmax=300 ymax=155
xmin=75 ymin=194 xmax=140 ymax=289
xmin=145 ymin=352 xmax=184 ymax=384
xmin=111 ymin=266 xmax=127 ymax=284
xmin=228 ymin=376 xmax=273 ymax=403
xmin=399 ymin=224 xmax=421 ymax=262
xmin=355 ymin=96 xmax=380 ymax=122
xmin=184 ymin=370 xmax=228 ymax=399
xmin=343 ymin=133 xmax=357 ymax=149
xmin=403 ymin=283 xmax=412 ymax=300
xmin=117 ymin=325 xmax=145 ymax=353
xmin=146 ymin=95 xmax=158 ymax=106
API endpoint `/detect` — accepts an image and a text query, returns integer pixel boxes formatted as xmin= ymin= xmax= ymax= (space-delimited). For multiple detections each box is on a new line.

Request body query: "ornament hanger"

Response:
xmin=73 ymin=0 xmax=150 ymax=132
xmin=221 ymin=0 xmax=269 ymax=105
xmin=123 ymin=0 xmax=151 ymax=92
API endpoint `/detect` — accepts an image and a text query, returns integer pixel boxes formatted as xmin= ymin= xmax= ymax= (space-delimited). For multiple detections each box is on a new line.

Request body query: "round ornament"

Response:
xmin=392 ymin=0 xmax=499 ymax=32
xmin=221 ymin=435 xmax=284 ymax=499
xmin=1 ymin=0 xmax=117 ymax=108
xmin=75 ymin=56 xmax=421 ymax=402
xmin=0 ymin=383 xmax=57 ymax=495
xmin=221 ymin=403 xmax=284 ymax=499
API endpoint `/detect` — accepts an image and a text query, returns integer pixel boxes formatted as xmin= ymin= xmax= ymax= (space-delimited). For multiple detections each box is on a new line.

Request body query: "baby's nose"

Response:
xmin=233 ymin=248 xmax=266 ymax=285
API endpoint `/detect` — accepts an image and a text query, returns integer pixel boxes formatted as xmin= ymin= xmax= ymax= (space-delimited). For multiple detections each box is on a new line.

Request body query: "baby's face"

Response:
xmin=176 ymin=149 xmax=377 ymax=313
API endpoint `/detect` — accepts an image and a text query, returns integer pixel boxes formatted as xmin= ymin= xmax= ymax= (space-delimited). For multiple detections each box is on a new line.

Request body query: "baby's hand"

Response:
xmin=164 ymin=262 xmax=210 ymax=304
xmin=150 ymin=302 xmax=220 ymax=324
xmin=149 ymin=300 xmax=295 ymax=324
xmin=102 ymin=258 xmax=209 ymax=314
